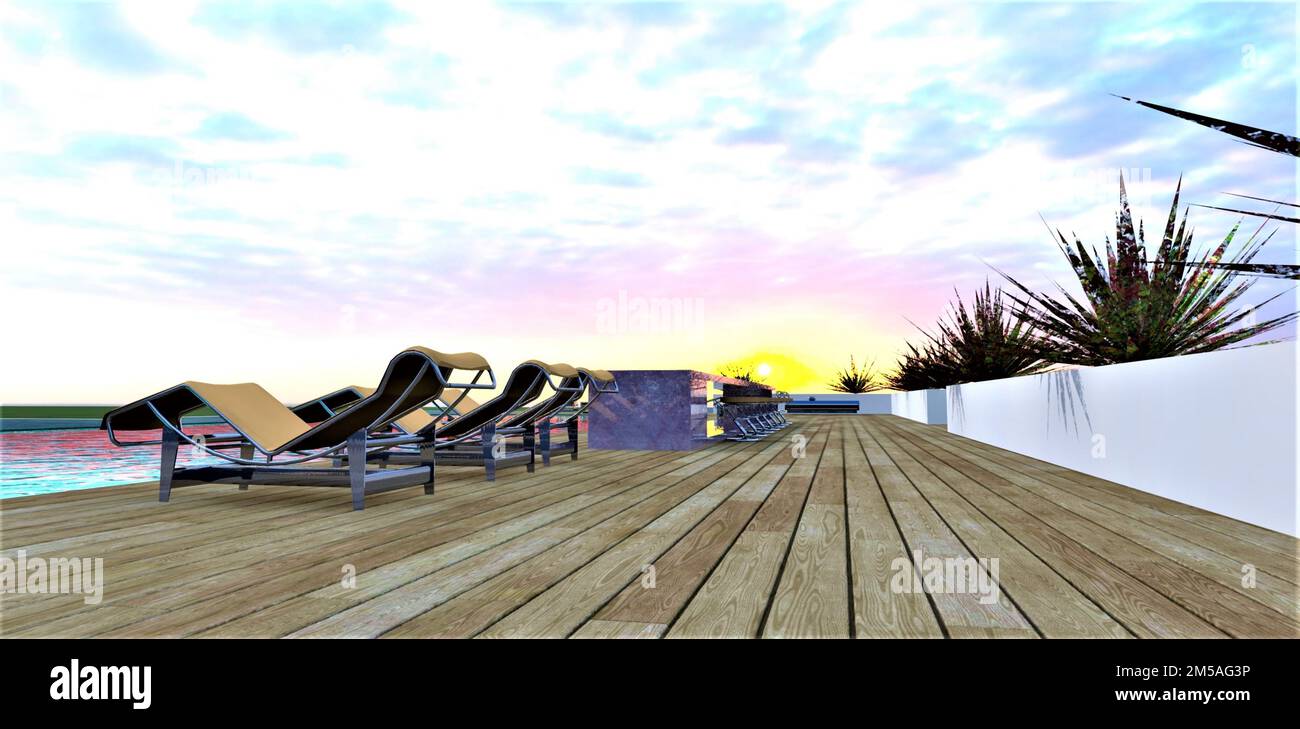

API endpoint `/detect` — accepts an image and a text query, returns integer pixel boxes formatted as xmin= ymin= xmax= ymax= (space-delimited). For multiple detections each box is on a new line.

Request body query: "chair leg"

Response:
xmin=523 ymin=427 xmax=535 ymax=473
xmin=348 ymin=430 xmax=367 ymax=510
xmin=238 ymin=444 xmax=253 ymax=490
xmin=420 ymin=442 xmax=437 ymax=495
xmin=158 ymin=428 xmax=178 ymax=503
xmin=482 ymin=423 xmax=497 ymax=482
xmin=568 ymin=420 xmax=579 ymax=460
xmin=539 ymin=421 xmax=551 ymax=467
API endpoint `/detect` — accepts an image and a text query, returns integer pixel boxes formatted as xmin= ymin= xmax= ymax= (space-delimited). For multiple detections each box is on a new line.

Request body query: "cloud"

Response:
xmin=572 ymin=167 xmax=650 ymax=188
xmin=194 ymin=0 xmax=405 ymax=53
xmin=501 ymin=1 xmax=695 ymax=29
xmin=57 ymin=3 xmax=177 ymax=74
xmin=1 ymin=0 xmax=1294 ymax=401
xmin=551 ymin=111 xmax=665 ymax=143
xmin=194 ymin=112 xmax=291 ymax=142
xmin=62 ymin=133 xmax=179 ymax=167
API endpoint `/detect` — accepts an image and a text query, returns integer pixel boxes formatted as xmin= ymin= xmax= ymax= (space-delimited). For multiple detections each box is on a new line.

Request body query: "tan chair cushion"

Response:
xmin=523 ymin=360 xmax=580 ymax=378
xmin=578 ymin=368 xmax=615 ymax=383
xmin=394 ymin=409 xmax=434 ymax=433
xmin=404 ymin=346 xmax=490 ymax=372
xmin=341 ymin=385 xmax=472 ymax=434
xmin=440 ymin=388 xmax=483 ymax=414
xmin=183 ymin=381 xmax=311 ymax=452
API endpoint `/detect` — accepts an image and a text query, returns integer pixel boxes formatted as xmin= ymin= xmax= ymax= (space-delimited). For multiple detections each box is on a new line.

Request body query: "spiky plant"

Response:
xmin=828 ymin=356 xmax=885 ymax=393
xmin=717 ymin=361 xmax=765 ymax=384
xmin=930 ymin=282 xmax=1051 ymax=380
xmin=1000 ymin=177 xmax=1297 ymax=366
xmin=887 ymin=340 xmax=956 ymax=391
xmin=1116 ymin=96 xmax=1299 ymax=157
xmin=1117 ymin=97 xmax=1300 ymax=279
xmin=886 ymin=283 xmax=1047 ymax=390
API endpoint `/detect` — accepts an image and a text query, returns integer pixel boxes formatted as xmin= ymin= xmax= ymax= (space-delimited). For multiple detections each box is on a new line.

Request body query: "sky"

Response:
xmin=1 ymin=0 xmax=1296 ymax=403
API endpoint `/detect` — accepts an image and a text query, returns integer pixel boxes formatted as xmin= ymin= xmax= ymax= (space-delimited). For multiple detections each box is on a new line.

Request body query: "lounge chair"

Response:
xmin=533 ymin=368 xmax=618 ymax=465
xmin=101 ymin=347 xmax=495 ymax=510
xmin=368 ymin=360 xmax=579 ymax=480
xmin=293 ymin=385 xmax=482 ymax=433
xmin=414 ymin=366 xmax=616 ymax=467
xmin=720 ymin=394 xmax=789 ymax=441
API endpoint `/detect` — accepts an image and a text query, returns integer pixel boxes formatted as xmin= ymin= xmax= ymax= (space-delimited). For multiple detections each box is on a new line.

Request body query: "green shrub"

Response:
xmin=1000 ymin=177 xmax=1296 ymax=365
xmin=828 ymin=356 xmax=885 ymax=393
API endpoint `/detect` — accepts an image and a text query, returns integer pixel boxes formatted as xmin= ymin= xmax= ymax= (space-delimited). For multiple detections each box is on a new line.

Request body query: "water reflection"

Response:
xmin=0 ymin=427 xmax=227 ymax=498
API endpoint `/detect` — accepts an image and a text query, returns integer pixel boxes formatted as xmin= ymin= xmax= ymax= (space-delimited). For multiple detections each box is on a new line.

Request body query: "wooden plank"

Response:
xmin=861 ymin=420 xmax=1129 ymax=637
xmin=891 ymin=417 xmax=1300 ymax=583
xmin=886 ymin=418 xmax=1300 ymax=627
xmin=764 ymin=425 xmax=849 ymax=638
xmin=858 ymin=421 xmax=1037 ymax=638
xmin=841 ymin=420 xmax=943 ymax=638
xmin=7 ymin=415 xmax=1290 ymax=640
xmin=878 ymin=418 xmax=1298 ymax=637
xmin=762 ymin=504 xmax=849 ymax=638
xmin=896 ymin=418 xmax=1298 ymax=559
xmin=267 ymin=443 xmax=767 ymax=639
xmin=746 ymin=427 xmax=828 ymax=533
xmin=873 ymin=419 xmax=1221 ymax=638
xmin=0 ymin=437 xmax=612 ymax=541
xmin=476 ymin=432 xmax=807 ymax=638
xmin=370 ymin=431 xmax=808 ymax=638
xmin=666 ymin=426 xmax=832 ymax=638
xmin=6 ymin=446 xmax=695 ymax=636
xmin=665 ymin=532 xmax=791 ymax=639
xmin=594 ymin=501 xmax=770 ymax=625
xmin=570 ymin=620 xmax=666 ymax=639
xmin=119 ymin=445 xmax=742 ymax=638
xmin=590 ymin=433 xmax=805 ymax=631
xmin=5 ymin=606 xmax=167 ymax=639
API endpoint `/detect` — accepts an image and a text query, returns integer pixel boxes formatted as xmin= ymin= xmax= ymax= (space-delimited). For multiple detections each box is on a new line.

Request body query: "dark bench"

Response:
xmin=785 ymin=400 xmax=859 ymax=414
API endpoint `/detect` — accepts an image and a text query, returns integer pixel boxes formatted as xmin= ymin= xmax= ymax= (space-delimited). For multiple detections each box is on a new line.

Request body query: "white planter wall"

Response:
xmin=784 ymin=393 xmax=891 ymax=414
xmin=946 ymin=342 xmax=1298 ymax=536
xmin=891 ymin=389 xmax=947 ymax=424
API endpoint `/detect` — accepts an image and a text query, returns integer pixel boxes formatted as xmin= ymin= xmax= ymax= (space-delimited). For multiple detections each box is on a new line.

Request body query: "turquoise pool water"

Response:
xmin=0 ymin=427 xmax=226 ymax=499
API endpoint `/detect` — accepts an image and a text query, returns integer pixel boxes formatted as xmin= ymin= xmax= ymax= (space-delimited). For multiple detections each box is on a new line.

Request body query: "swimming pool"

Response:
xmin=0 ymin=427 xmax=227 ymax=499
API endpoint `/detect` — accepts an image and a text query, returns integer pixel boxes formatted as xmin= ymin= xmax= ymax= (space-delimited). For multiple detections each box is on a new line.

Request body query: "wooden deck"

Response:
xmin=2 ymin=415 xmax=1296 ymax=638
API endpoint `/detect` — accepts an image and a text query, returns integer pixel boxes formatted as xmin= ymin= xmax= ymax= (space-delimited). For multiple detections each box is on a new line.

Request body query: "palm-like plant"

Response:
xmin=1116 ymin=96 xmax=1299 ymax=157
xmin=887 ymin=283 xmax=1048 ymax=390
xmin=887 ymin=341 xmax=955 ymax=391
xmin=931 ymin=282 xmax=1050 ymax=381
xmin=828 ymin=356 xmax=884 ymax=393
xmin=718 ymin=361 xmax=765 ymax=384
xmin=1117 ymin=97 xmax=1300 ymax=280
xmin=1000 ymin=177 xmax=1297 ymax=366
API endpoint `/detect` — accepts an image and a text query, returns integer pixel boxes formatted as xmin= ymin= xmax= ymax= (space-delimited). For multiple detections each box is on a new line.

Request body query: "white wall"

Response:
xmin=785 ymin=393 xmax=891 ymax=414
xmin=946 ymin=342 xmax=1298 ymax=536
xmin=891 ymin=389 xmax=947 ymax=424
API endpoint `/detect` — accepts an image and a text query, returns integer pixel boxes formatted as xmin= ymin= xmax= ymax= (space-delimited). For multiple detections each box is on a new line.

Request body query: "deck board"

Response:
xmin=764 ymin=426 xmax=850 ymax=638
xmin=842 ymin=419 xmax=944 ymax=638
xmin=2 ymin=416 xmax=1296 ymax=639
xmin=879 ymin=418 xmax=1300 ymax=634
xmin=876 ymin=420 xmax=1298 ymax=638
xmin=857 ymin=421 xmax=1038 ymax=638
